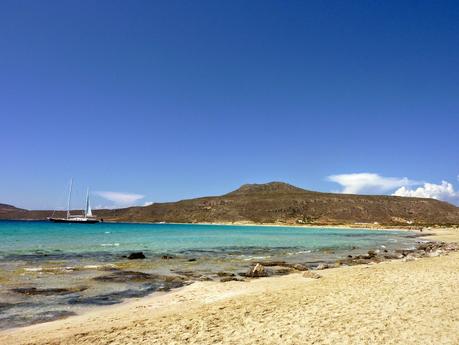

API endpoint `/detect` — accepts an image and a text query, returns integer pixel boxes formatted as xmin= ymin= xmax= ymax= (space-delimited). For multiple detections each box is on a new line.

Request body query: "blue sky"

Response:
xmin=1 ymin=0 xmax=458 ymax=209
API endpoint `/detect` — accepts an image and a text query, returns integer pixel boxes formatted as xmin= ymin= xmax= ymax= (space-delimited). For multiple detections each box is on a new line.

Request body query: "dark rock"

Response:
xmin=217 ymin=272 xmax=235 ymax=277
xmin=187 ymin=258 xmax=197 ymax=262
xmin=246 ymin=263 xmax=267 ymax=278
xmin=11 ymin=287 xmax=87 ymax=296
xmin=127 ymin=252 xmax=145 ymax=260
xmin=395 ymin=249 xmax=416 ymax=257
xmin=367 ymin=250 xmax=378 ymax=258
xmin=161 ymin=255 xmax=174 ymax=260
xmin=93 ymin=270 xmax=154 ymax=282
xmin=220 ymin=277 xmax=241 ymax=282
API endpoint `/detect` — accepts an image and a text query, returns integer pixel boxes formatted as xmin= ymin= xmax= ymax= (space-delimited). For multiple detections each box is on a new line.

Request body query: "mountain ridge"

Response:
xmin=1 ymin=182 xmax=459 ymax=226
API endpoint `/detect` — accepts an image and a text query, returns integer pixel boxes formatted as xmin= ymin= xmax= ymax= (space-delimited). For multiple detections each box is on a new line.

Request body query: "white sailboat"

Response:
xmin=48 ymin=179 xmax=99 ymax=223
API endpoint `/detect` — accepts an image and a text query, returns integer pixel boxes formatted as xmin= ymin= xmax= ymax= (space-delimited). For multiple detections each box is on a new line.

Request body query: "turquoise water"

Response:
xmin=0 ymin=221 xmax=419 ymax=329
xmin=0 ymin=221 xmax=414 ymax=256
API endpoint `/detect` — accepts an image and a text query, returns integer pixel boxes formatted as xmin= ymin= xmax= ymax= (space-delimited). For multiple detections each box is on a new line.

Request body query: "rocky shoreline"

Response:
xmin=115 ymin=239 xmax=458 ymax=284
xmin=2 ymin=236 xmax=456 ymax=330
xmin=242 ymin=240 xmax=459 ymax=280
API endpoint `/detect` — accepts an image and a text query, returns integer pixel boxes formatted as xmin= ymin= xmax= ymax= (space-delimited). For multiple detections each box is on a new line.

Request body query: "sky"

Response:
xmin=1 ymin=0 xmax=458 ymax=209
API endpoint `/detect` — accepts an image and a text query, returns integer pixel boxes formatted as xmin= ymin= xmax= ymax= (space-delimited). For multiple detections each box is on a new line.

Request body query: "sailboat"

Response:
xmin=48 ymin=179 xmax=99 ymax=223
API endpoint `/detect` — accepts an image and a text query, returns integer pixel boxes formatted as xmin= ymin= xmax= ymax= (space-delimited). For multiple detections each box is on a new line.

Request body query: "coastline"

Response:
xmin=2 ymin=217 xmax=452 ymax=231
xmin=1 ymin=227 xmax=457 ymax=345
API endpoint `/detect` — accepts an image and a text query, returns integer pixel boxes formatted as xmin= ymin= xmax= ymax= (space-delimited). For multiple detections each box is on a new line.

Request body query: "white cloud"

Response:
xmin=143 ymin=201 xmax=154 ymax=206
xmin=393 ymin=181 xmax=459 ymax=204
xmin=328 ymin=173 xmax=418 ymax=194
xmin=94 ymin=191 xmax=144 ymax=206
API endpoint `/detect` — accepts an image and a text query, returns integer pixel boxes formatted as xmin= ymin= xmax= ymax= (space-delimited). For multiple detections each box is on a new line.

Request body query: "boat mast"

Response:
xmin=67 ymin=178 xmax=73 ymax=220
xmin=85 ymin=188 xmax=89 ymax=217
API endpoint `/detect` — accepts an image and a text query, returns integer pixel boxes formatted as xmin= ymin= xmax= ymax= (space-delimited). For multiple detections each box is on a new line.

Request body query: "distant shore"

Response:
xmin=1 ymin=227 xmax=457 ymax=345
xmin=163 ymin=220 xmax=440 ymax=235
xmin=1 ymin=217 xmax=455 ymax=234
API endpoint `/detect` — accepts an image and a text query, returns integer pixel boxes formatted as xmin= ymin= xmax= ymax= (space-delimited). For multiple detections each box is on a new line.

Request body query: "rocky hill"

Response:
xmin=2 ymin=182 xmax=458 ymax=226
xmin=0 ymin=203 xmax=27 ymax=216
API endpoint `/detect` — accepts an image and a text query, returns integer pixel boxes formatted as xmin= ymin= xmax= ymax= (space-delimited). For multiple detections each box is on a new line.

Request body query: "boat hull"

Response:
xmin=48 ymin=218 xmax=100 ymax=224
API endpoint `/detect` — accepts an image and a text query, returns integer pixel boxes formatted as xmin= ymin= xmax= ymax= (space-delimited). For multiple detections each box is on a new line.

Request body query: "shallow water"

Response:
xmin=0 ymin=221 xmax=419 ymax=329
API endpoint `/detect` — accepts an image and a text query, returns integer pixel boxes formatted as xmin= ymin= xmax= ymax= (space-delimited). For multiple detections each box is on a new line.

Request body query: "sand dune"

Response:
xmin=1 ymin=228 xmax=458 ymax=345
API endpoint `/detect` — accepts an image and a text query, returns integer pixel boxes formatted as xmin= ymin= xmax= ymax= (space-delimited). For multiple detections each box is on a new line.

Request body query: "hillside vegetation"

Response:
xmin=3 ymin=182 xmax=458 ymax=226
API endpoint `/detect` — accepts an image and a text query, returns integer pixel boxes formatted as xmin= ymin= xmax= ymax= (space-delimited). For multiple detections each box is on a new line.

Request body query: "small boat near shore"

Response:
xmin=48 ymin=179 xmax=99 ymax=224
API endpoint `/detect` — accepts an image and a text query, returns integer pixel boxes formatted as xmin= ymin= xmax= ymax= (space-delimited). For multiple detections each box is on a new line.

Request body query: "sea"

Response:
xmin=0 ymin=220 xmax=420 ymax=329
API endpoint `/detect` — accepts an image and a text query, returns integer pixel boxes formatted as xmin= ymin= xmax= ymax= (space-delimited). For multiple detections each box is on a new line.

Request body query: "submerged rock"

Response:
xmin=93 ymin=270 xmax=154 ymax=282
xmin=11 ymin=287 xmax=87 ymax=296
xmin=0 ymin=310 xmax=77 ymax=330
xmin=258 ymin=261 xmax=287 ymax=267
xmin=220 ymin=277 xmax=242 ymax=282
xmin=269 ymin=267 xmax=292 ymax=275
xmin=94 ymin=270 xmax=188 ymax=290
xmin=68 ymin=288 xmax=157 ymax=306
xmin=170 ymin=270 xmax=202 ymax=278
xmin=256 ymin=261 xmax=308 ymax=271
xmin=127 ymin=252 xmax=146 ymax=260
xmin=246 ymin=263 xmax=267 ymax=278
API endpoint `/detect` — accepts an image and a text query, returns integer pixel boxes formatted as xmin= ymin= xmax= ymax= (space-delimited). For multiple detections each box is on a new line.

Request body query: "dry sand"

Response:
xmin=1 ymin=228 xmax=458 ymax=345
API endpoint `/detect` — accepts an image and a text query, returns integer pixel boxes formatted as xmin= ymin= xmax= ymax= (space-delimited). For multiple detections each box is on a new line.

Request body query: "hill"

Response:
xmin=0 ymin=203 xmax=27 ymax=216
xmin=1 ymin=182 xmax=459 ymax=226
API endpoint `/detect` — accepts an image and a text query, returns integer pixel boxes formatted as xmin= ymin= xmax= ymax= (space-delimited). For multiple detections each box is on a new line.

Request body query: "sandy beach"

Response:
xmin=1 ymin=227 xmax=458 ymax=345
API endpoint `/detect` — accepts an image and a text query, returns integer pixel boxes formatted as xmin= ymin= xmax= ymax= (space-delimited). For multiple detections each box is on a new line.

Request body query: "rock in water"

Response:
xmin=220 ymin=277 xmax=241 ymax=282
xmin=11 ymin=287 xmax=87 ymax=296
xmin=127 ymin=252 xmax=146 ymax=260
xmin=93 ymin=270 xmax=154 ymax=282
xmin=246 ymin=263 xmax=267 ymax=278
xmin=288 ymin=263 xmax=309 ymax=271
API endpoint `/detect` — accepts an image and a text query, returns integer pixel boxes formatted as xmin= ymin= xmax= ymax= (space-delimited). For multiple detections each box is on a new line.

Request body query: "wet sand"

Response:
xmin=1 ymin=227 xmax=458 ymax=345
